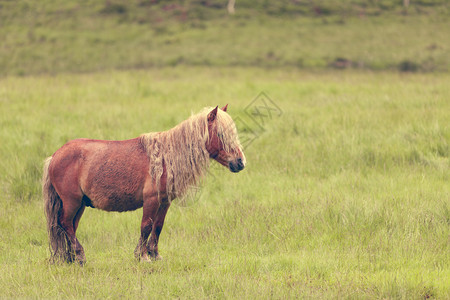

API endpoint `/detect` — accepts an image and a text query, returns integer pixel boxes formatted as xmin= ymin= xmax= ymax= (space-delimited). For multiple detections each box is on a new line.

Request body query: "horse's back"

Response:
xmin=50 ymin=138 xmax=150 ymax=212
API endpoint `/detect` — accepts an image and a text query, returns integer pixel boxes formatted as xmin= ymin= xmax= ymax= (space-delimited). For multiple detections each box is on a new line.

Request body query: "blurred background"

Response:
xmin=0 ymin=0 xmax=448 ymax=76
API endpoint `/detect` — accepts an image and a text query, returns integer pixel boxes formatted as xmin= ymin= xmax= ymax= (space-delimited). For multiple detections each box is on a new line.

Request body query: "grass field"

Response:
xmin=0 ymin=68 xmax=449 ymax=298
xmin=1 ymin=0 xmax=449 ymax=298
xmin=1 ymin=1 xmax=449 ymax=76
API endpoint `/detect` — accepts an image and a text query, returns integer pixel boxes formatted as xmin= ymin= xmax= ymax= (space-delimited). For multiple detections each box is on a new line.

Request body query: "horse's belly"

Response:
xmin=90 ymin=191 xmax=144 ymax=212
xmin=81 ymin=165 xmax=147 ymax=212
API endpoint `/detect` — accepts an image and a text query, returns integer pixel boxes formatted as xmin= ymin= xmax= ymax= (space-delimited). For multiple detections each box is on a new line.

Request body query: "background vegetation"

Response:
xmin=0 ymin=0 xmax=449 ymax=75
xmin=0 ymin=1 xmax=449 ymax=299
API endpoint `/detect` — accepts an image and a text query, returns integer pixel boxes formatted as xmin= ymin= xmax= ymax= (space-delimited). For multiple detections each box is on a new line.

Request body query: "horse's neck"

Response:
xmin=166 ymin=123 xmax=208 ymax=166
xmin=162 ymin=120 xmax=210 ymax=197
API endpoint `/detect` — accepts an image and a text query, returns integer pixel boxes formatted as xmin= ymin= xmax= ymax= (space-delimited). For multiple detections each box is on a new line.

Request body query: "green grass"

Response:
xmin=1 ymin=1 xmax=449 ymax=76
xmin=0 ymin=1 xmax=449 ymax=298
xmin=0 ymin=68 xmax=449 ymax=298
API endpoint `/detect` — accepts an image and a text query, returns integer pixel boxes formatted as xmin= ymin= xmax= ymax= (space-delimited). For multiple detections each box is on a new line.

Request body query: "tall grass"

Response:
xmin=0 ymin=68 xmax=448 ymax=298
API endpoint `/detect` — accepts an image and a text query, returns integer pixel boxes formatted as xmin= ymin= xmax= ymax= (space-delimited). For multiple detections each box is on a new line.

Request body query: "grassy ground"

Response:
xmin=1 ymin=1 xmax=449 ymax=76
xmin=0 ymin=68 xmax=448 ymax=298
xmin=1 ymin=1 xmax=449 ymax=298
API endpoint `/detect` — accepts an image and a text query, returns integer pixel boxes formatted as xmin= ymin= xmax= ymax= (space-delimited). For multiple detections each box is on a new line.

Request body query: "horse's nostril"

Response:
xmin=237 ymin=158 xmax=244 ymax=170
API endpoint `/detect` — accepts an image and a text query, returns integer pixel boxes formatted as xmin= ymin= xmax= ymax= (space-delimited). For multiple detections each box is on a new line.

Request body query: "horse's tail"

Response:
xmin=42 ymin=157 xmax=73 ymax=263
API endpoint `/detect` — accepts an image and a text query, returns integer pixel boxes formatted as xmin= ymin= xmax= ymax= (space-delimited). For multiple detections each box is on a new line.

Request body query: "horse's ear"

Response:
xmin=221 ymin=104 xmax=228 ymax=112
xmin=207 ymin=106 xmax=218 ymax=122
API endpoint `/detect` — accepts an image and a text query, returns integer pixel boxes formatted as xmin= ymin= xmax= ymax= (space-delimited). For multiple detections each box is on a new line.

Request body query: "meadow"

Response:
xmin=0 ymin=1 xmax=449 ymax=299
xmin=1 ymin=1 xmax=449 ymax=75
xmin=0 ymin=68 xmax=448 ymax=298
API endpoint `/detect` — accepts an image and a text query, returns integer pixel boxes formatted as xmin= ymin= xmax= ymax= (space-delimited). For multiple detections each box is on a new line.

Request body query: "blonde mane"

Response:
xmin=140 ymin=107 xmax=243 ymax=201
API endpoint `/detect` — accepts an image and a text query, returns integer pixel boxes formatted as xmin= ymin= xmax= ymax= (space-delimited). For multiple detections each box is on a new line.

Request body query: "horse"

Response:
xmin=42 ymin=105 xmax=246 ymax=264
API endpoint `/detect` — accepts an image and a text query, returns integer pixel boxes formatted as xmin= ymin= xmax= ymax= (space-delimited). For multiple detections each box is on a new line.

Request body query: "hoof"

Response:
xmin=76 ymin=254 xmax=86 ymax=266
xmin=77 ymin=259 xmax=86 ymax=266
xmin=139 ymin=253 xmax=152 ymax=263
xmin=148 ymin=250 xmax=163 ymax=261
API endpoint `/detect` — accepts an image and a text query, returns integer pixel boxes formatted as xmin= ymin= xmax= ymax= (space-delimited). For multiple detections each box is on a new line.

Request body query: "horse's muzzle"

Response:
xmin=229 ymin=158 xmax=245 ymax=173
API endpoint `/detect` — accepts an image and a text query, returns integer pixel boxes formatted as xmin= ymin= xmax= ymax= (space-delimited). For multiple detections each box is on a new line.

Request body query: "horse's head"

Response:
xmin=206 ymin=105 xmax=246 ymax=173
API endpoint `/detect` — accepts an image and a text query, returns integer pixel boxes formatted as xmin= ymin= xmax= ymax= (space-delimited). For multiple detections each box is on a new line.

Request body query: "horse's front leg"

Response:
xmin=134 ymin=196 xmax=159 ymax=262
xmin=147 ymin=200 xmax=170 ymax=260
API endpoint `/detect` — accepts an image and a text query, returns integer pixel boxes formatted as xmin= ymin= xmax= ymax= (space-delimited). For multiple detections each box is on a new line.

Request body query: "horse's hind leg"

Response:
xmin=147 ymin=200 xmax=170 ymax=260
xmin=72 ymin=204 xmax=86 ymax=263
xmin=59 ymin=196 xmax=86 ymax=264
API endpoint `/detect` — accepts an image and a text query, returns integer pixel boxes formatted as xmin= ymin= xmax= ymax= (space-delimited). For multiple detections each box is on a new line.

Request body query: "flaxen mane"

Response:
xmin=140 ymin=107 xmax=243 ymax=201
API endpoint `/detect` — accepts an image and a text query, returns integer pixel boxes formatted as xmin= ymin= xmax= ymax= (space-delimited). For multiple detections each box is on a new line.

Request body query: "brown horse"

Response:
xmin=42 ymin=105 xmax=245 ymax=264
